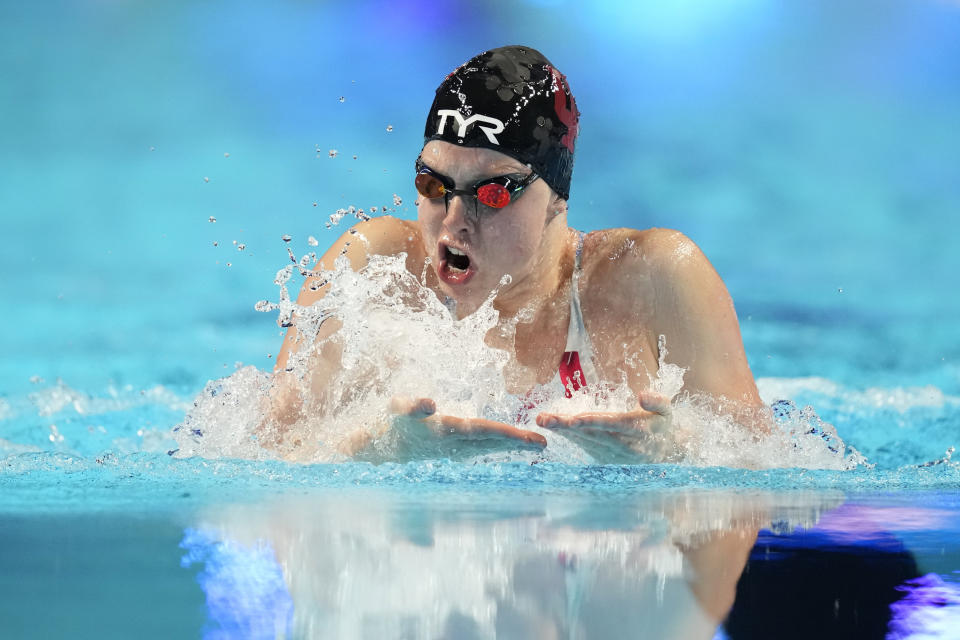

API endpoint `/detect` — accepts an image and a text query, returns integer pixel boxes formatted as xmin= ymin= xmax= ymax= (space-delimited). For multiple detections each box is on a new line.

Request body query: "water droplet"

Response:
xmin=838 ymin=288 xmax=844 ymax=293
xmin=386 ymin=125 xmax=393 ymax=132
xmin=281 ymin=234 xmax=292 ymax=243
xmin=338 ymin=96 xmax=345 ymax=103
xmin=312 ymin=202 xmax=318 ymax=207
xmin=223 ymin=152 xmax=230 ymax=158
xmin=369 ymin=206 xmax=378 ymax=213
xmin=393 ymin=194 xmax=403 ymax=206
xmin=232 ymin=240 xmax=238 ymax=245
xmin=212 ymin=241 xmax=218 ymax=247
xmin=208 ymin=216 xmax=216 ymax=223
xmin=203 ymin=176 xmax=210 ymax=183
xmin=329 ymin=207 xmax=349 ymax=227
xmin=308 ymin=236 xmax=318 ymax=246
xmin=352 ymin=155 xmax=358 ymax=160
xmin=237 ymin=243 xmax=246 ymax=251
xmin=328 ymin=149 xmax=338 ymax=158
xmin=29 ymin=375 xmax=44 ymax=384
xmin=149 ymin=146 xmax=155 ymax=152
xmin=274 ymin=265 xmax=294 ymax=285
xmin=226 ymin=262 xmax=232 ymax=267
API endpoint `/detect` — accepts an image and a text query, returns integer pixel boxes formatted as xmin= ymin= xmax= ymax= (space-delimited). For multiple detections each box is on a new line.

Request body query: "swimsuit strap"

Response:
xmin=564 ymin=230 xmax=587 ymax=353
xmin=574 ymin=229 xmax=584 ymax=269
xmin=558 ymin=229 xmax=599 ymax=396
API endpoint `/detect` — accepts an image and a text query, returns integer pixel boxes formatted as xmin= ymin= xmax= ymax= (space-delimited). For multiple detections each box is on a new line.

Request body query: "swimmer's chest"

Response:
xmin=506 ymin=316 xmax=657 ymax=394
xmin=508 ymin=317 xmax=569 ymax=389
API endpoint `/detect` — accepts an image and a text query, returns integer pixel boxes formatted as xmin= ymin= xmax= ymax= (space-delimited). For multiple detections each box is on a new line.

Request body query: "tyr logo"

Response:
xmin=435 ymin=109 xmax=505 ymax=144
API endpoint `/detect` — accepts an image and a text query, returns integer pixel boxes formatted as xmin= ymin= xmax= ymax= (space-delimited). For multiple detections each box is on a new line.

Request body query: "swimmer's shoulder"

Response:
xmin=310 ymin=216 xmax=426 ymax=277
xmin=581 ymin=226 xmax=699 ymax=276
xmin=580 ymin=227 xmax=712 ymax=308
xmin=346 ymin=215 xmax=424 ymax=257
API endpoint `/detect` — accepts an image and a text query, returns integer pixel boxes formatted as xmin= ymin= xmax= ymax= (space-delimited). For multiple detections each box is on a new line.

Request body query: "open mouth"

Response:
xmin=438 ymin=243 xmax=476 ymax=285
xmin=445 ymin=246 xmax=470 ymax=271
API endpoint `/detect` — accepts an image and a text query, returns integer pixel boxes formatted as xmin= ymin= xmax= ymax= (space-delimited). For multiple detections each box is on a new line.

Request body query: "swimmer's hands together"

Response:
xmin=536 ymin=390 xmax=672 ymax=433
xmin=535 ymin=391 xmax=680 ymax=462
xmin=351 ymin=396 xmax=547 ymax=462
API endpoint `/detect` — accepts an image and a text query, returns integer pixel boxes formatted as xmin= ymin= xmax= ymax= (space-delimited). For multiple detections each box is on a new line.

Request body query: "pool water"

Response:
xmin=2 ymin=0 xmax=960 ymax=637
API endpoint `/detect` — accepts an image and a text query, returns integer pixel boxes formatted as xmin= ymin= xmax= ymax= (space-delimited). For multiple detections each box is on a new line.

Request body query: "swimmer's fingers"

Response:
xmin=389 ymin=396 xmax=437 ymax=419
xmin=537 ymin=407 xmax=671 ymax=436
xmin=638 ymin=390 xmax=672 ymax=417
xmin=536 ymin=410 xmax=648 ymax=433
xmin=536 ymin=391 xmax=673 ymax=434
xmin=433 ymin=414 xmax=548 ymax=448
xmin=389 ymin=397 xmax=546 ymax=445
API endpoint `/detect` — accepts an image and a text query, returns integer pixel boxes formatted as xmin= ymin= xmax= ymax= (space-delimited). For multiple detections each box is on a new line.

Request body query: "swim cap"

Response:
xmin=423 ymin=45 xmax=580 ymax=201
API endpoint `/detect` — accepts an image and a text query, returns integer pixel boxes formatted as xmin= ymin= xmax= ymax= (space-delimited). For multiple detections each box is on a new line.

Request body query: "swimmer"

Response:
xmin=266 ymin=45 xmax=764 ymax=461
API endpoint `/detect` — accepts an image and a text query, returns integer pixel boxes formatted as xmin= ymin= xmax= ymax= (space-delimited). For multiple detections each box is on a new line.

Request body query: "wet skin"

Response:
xmin=270 ymin=141 xmax=764 ymax=460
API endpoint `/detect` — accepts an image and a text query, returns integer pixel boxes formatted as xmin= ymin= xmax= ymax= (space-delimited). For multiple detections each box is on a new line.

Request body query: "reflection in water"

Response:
xmin=888 ymin=573 xmax=960 ymax=639
xmin=181 ymin=490 xmax=841 ymax=639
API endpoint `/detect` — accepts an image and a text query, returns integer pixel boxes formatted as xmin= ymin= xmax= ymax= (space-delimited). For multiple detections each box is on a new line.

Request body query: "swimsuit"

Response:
xmin=558 ymin=231 xmax=599 ymax=397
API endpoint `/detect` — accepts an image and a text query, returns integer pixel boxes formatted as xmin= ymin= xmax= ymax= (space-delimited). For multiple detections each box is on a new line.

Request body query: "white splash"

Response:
xmin=29 ymin=382 xmax=192 ymax=417
xmin=176 ymin=248 xmax=866 ymax=470
xmin=758 ymin=377 xmax=959 ymax=412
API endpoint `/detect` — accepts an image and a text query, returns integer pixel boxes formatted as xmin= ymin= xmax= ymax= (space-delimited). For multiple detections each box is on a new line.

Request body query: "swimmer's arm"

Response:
xmin=537 ymin=230 xmax=766 ymax=455
xmin=274 ymin=216 xmax=419 ymax=373
xmin=263 ymin=217 xmax=544 ymax=458
xmin=266 ymin=217 xmax=418 ymax=432
xmin=642 ymin=229 xmax=765 ymax=423
xmin=678 ymin=527 xmax=757 ymax=622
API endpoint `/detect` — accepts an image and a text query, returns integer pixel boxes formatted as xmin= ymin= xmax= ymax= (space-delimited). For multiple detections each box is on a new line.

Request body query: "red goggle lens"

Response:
xmin=476 ymin=183 xmax=510 ymax=209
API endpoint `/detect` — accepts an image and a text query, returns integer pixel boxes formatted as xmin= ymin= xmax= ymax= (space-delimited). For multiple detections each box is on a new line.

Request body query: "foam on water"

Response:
xmin=758 ymin=378 xmax=960 ymax=413
xmin=170 ymin=245 xmax=872 ymax=470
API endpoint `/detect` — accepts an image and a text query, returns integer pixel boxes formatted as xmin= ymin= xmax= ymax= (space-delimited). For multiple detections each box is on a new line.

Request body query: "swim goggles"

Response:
xmin=414 ymin=157 xmax=540 ymax=213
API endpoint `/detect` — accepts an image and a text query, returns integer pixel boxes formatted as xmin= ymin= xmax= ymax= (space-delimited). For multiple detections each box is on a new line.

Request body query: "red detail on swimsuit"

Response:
xmin=515 ymin=350 xmax=588 ymax=422
xmin=558 ymin=350 xmax=586 ymax=398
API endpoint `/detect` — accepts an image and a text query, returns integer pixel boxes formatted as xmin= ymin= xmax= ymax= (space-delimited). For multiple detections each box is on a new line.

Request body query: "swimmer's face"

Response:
xmin=417 ymin=140 xmax=559 ymax=314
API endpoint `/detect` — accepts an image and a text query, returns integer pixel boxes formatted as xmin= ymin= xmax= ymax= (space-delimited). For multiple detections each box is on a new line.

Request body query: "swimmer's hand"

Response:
xmin=351 ymin=396 xmax=547 ymax=463
xmin=535 ymin=391 xmax=680 ymax=463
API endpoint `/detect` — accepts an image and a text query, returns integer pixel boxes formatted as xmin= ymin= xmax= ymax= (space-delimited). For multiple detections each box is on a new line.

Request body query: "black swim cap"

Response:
xmin=423 ymin=45 xmax=580 ymax=201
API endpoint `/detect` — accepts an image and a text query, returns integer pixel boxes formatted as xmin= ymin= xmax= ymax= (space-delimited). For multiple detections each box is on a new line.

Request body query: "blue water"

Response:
xmin=2 ymin=0 xmax=960 ymax=637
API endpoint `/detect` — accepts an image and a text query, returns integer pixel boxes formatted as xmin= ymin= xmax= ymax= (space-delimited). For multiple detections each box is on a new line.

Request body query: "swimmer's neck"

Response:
xmin=488 ymin=226 xmax=577 ymax=321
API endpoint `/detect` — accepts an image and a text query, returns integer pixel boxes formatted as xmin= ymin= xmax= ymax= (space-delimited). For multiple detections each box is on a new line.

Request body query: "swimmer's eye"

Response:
xmin=414 ymin=157 xmax=540 ymax=211
xmin=476 ymin=182 xmax=510 ymax=208
xmin=415 ymin=171 xmax=448 ymax=199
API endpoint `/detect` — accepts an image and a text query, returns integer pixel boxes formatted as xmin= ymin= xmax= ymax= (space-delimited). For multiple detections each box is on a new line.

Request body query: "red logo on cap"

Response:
xmin=550 ymin=67 xmax=578 ymax=153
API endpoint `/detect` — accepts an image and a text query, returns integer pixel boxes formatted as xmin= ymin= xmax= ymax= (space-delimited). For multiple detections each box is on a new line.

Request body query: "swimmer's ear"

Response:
xmin=548 ymin=193 xmax=568 ymax=217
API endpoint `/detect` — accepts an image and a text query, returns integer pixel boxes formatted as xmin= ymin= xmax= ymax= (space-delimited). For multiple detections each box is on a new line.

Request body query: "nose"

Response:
xmin=442 ymin=193 xmax=477 ymax=234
